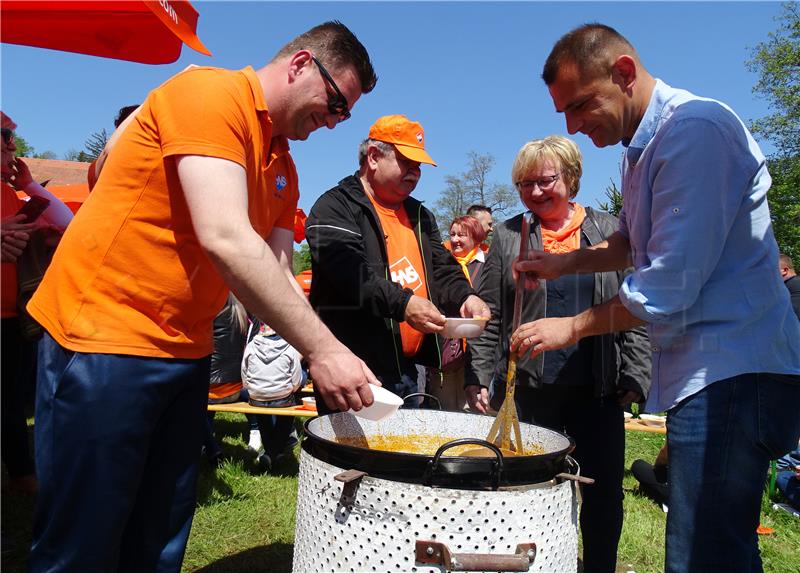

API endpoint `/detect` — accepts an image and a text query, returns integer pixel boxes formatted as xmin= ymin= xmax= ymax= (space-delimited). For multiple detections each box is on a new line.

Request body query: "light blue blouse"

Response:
xmin=618 ymin=79 xmax=800 ymax=413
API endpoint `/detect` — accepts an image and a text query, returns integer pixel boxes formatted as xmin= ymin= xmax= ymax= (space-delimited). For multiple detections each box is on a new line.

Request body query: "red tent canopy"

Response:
xmin=1 ymin=0 xmax=211 ymax=64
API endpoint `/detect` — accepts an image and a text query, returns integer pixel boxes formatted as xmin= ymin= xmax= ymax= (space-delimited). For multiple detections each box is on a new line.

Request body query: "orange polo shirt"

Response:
xmin=1 ymin=182 xmax=25 ymax=318
xmin=28 ymin=66 xmax=299 ymax=358
xmin=368 ymin=196 xmax=430 ymax=358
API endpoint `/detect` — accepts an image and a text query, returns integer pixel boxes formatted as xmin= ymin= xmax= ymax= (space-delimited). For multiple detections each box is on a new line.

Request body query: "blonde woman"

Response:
xmin=465 ymin=135 xmax=650 ymax=573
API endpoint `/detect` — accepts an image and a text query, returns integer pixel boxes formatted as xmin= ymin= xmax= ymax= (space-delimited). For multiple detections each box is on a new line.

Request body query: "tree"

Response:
xmin=434 ymin=151 xmax=515 ymax=225
xmin=33 ymin=150 xmax=57 ymax=160
xmin=64 ymin=149 xmax=93 ymax=162
xmin=293 ymin=243 xmax=312 ymax=274
xmin=11 ymin=133 xmax=34 ymax=157
xmin=747 ymin=1 xmax=800 ymax=259
xmin=596 ymin=179 xmax=623 ymax=217
xmin=84 ymin=128 xmax=109 ymax=160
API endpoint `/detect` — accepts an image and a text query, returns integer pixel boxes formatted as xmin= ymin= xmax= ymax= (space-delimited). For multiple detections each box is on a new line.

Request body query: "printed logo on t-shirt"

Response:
xmin=390 ymin=256 xmax=423 ymax=292
xmin=274 ymin=174 xmax=287 ymax=199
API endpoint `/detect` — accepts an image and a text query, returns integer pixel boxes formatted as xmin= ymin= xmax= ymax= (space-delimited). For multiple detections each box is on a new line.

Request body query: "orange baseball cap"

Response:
xmin=368 ymin=115 xmax=437 ymax=166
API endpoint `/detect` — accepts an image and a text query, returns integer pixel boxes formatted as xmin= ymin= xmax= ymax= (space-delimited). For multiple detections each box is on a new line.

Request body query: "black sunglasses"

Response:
xmin=311 ymin=55 xmax=351 ymax=121
xmin=1 ymin=128 xmax=13 ymax=145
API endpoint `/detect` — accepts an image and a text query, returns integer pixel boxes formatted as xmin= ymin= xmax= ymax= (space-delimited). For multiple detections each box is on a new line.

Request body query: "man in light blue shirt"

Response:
xmin=512 ymin=23 xmax=800 ymax=573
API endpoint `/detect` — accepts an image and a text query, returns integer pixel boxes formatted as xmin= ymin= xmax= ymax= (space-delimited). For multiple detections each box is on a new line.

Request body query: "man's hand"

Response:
xmin=616 ymin=389 xmax=642 ymax=407
xmin=465 ymin=384 xmax=489 ymax=414
xmin=459 ymin=294 xmax=490 ymax=319
xmin=1 ymin=214 xmax=34 ymax=261
xmin=512 ymin=249 xmax=569 ymax=289
xmin=510 ymin=316 xmax=579 ymax=358
xmin=405 ymin=295 xmax=446 ymax=333
xmin=309 ymin=345 xmax=382 ymax=412
xmin=9 ymin=158 xmax=34 ymax=190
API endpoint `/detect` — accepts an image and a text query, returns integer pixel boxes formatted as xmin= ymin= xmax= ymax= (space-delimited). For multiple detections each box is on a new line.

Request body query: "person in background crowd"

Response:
xmin=204 ymin=293 xmax=259 ymax=466
xmin=430 ymin=215 xmax=487 ymax=411
xmin=466 ymin=135 xmax=650 ymax=573
xmin=87 ymin=104 xmax=140 ymax=190
xmin=307 ymin=114 xmax=489 ymax=409
xmin=779 ymin=253 xmax=800 ymax=321
xmin=241 ymin=316 xmax=306 ymax=472
xmin=1 ymin=112 xmax=73 ymax=496
xmin=26 ymin=21 xmax=378 ymax=572
xmin=466 ymin=204 xmax=493 ymax=247
xmin=513 ymin=24 xmax=800 ymax=573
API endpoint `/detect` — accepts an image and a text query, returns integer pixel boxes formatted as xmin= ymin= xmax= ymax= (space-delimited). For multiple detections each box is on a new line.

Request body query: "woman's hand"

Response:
xmin=465 ymin=384 xmax=489 ymax=414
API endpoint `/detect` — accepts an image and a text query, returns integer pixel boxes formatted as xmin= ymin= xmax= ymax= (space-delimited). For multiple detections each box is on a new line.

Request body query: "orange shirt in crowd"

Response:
xmin=1 ymin=182 xmax=25 ymax=318
xmin=367 ymin=195 xmax=430 ymax=358
xmin=28 ymin=67 xmax=299 ymax=358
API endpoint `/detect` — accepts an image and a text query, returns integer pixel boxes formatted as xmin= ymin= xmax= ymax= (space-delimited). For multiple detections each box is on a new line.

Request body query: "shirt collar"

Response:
xmin=241 ymin=66 xmax=290 ymax=156
xmin=624 ymin=78 xmax=670 ymax=166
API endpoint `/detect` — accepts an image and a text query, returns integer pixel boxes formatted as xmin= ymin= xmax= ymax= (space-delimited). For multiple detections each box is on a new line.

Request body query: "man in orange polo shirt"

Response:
xmin=26 ymin=22 xmax=377 ymax=573
xmin=307 ymin=115 xmax=489 ymax=408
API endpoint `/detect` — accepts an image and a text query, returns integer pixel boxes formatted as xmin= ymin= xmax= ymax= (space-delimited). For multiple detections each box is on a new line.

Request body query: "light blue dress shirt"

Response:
xmin=618 ymin=79 xmax=800 ymax=413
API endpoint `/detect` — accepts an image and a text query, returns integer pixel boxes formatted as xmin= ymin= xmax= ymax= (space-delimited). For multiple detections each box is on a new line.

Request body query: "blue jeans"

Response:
xmin=30 ymin=333 xmax=209 ymax=573
xmin=666 ymin=372 xmax=800 ymax=573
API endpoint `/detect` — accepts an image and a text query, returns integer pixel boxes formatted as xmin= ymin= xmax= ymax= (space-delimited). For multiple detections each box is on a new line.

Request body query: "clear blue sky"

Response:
xmin=0 ymin=1 xmax=784 ymax=220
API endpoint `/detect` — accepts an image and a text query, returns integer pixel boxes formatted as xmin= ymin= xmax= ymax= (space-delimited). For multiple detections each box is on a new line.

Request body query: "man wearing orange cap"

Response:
xmin=307 ymin=115 xmax=489 ymax=407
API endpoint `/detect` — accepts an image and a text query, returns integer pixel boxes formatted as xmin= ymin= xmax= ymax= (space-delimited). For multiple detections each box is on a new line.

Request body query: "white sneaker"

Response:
xmin=247 ymin=429 xmax=263 ymax=454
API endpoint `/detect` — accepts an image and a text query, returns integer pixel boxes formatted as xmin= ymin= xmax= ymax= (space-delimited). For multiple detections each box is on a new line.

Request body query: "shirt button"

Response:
xmin=672 ymin=207 xmax=680 ymax=214
xmin=652 ymin=345 xmax=661 ymax=352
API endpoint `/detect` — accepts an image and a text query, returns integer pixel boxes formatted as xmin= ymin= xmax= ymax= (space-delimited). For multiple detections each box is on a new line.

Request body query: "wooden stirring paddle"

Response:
xmin=485 ymin=211 xmax=533 ymax=455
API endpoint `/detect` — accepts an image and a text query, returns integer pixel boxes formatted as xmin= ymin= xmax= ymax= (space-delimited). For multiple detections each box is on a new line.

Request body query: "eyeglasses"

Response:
xmin=1 ymin=128 xmax=13 ymax=145
xmin=515 ymin=173 xmax=560 ymax=192
xmin=311 ymin=55 xmax=351 ymax=122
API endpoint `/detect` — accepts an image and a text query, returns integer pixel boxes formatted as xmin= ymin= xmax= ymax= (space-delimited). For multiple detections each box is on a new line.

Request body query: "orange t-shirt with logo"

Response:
xmin=367 ymin=195 xmax=430 ymax=357
xmin=28 ymin=67 xmax=299 ymax=358
xmin=1 ymin=182 xmax=25 ymax=318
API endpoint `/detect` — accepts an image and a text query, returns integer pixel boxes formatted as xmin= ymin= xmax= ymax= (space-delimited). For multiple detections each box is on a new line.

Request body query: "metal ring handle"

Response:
xmin=404 ymin=392 xmax=442 ymax=410
xmin=425 ymin=439 xmax=504 ymax=490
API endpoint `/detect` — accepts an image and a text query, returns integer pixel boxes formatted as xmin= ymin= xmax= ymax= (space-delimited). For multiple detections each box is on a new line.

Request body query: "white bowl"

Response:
xmin=349 ymin=385 xmax=403 ymax=422
xmin=441 ymin=317 xmax=489 ymax=339
xmin=623 ymin=411 xmax=633 ymax=421
xmin=301 ymin=397 xmax=317 ymax=410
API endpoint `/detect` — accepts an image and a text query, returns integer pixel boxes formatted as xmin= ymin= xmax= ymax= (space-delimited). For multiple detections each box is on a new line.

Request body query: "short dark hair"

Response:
xmin=273 ymin=21 xmax=377 ymax=94
xmin=542 ymin=23 xmax=637 ymax=85
xmin=114 ymin=105 xmax=139 ymax=128
xmin=780 ymin=253 xmax=795 ymax=272
xmin=466 ymin=204 xmax=491 ymax=216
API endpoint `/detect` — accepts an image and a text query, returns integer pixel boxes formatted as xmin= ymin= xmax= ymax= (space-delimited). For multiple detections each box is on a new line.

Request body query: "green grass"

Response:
xmin=3 ymin=414 xmax=799 ymax=572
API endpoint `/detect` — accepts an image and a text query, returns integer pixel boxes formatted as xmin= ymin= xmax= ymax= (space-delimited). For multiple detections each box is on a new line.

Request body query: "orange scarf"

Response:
xmin=453 ymin=245 xmax=481 ymax=285
xmin=541 ymin=203 xmax=586 ymax=254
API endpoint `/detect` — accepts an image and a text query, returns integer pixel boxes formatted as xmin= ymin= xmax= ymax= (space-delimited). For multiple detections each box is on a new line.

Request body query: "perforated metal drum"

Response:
xmin=293 ymin=411 xmax=579 ymax=572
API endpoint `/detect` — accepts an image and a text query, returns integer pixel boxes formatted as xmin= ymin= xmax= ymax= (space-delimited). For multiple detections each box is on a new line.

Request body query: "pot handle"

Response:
xmin=416 ymin=540 xmax=536 ymax=572
xmin=425 ymin=439 xmax=504 ymax=490
xmin=403 ymin=392 xmax=442 ymax=410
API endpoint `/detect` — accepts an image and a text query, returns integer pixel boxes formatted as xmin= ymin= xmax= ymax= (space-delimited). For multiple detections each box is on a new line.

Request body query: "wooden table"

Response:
xmin=208 ymin=402 xmax=317 ymax=417
xmin=624 ymin=419 xmax=666 ymax=434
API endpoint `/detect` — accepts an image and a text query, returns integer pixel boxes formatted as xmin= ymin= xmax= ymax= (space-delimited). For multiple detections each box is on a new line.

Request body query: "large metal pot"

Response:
xmin=302 ymin=409 xmax=575 ymax=490
xmin=294 ymin=411 xmax=580 ymax=573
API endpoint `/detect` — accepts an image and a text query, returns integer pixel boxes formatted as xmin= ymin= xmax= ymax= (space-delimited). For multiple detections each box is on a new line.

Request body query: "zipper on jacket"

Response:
xmin=415 ymin=202 xmax=442 ymax=371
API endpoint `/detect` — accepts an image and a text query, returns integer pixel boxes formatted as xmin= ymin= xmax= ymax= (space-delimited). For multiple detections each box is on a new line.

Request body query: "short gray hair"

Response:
xmin=358 ymin=139 xmax=394 ymax=167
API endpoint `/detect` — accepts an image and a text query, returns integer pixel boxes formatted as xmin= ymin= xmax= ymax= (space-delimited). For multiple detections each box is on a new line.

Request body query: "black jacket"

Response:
xmin=307 ymin=174 xmax=474 ymax=381
xmin=465 ymin=207 xmax=652 ymax=404
xmin=785 ymin=275 xmax=800 ymax=322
